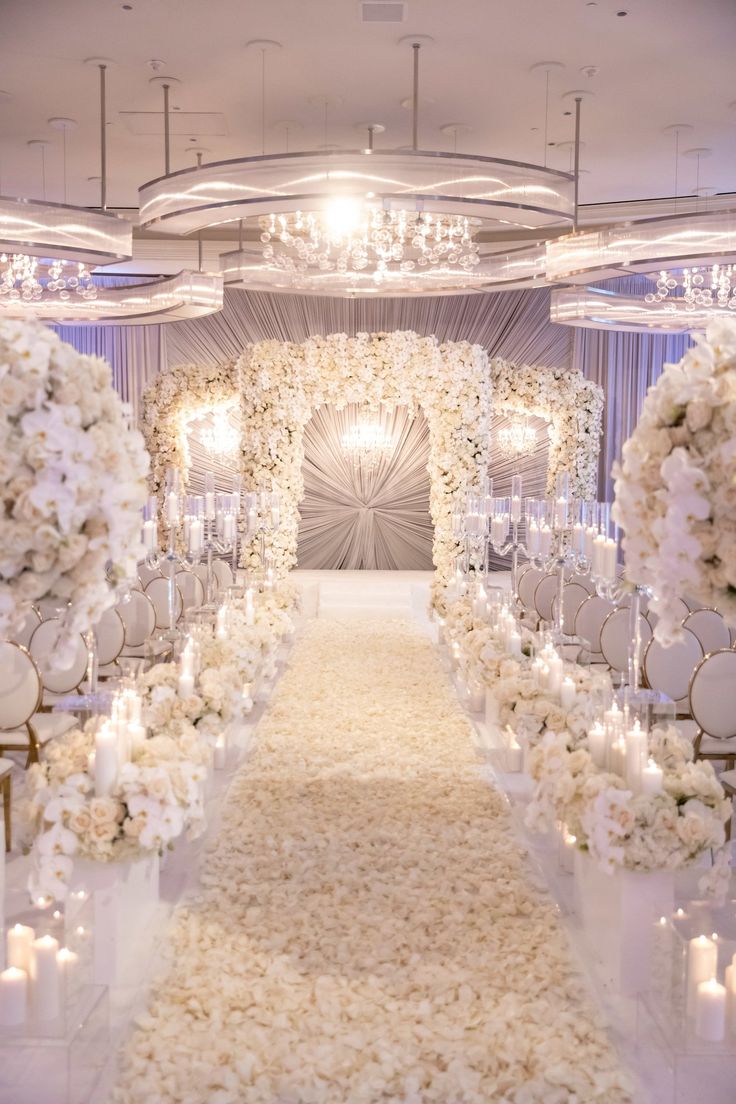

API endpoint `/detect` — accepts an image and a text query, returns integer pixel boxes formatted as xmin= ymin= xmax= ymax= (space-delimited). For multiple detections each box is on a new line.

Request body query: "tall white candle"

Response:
xmin=641 ymin=758 xmax=663 ymax=795
xmin=555 ymin=496 xmax=568 ymax=529
xmin=508 ymin=629 xmax=522 ymax=658
xmin=165 ymin=492 xmax=179 ymax=527
xmin=588 ymin=722 xmax=606 ymax=768
xmin=0 ymin=967 xmax=28 ymax=1027
xmin=270 ymin=505 xmax=280 ymax=528
xmin=245 ymin=588 xmax=255 ymax=627
xmin=188 ymin=518 xmax=203 ymax=554
xmin=603 ymin=538 xmax=618 ymax=581
xmin=725 ymin=958 xmax=736 ymax=1031
xmin=142 ymin=519 xmax=157 ymax=552
xmin=214 ymin=733 xmax=227 ymax=770
xmin=178 ymin=673 xmax=195 ymax=697
xmin=609 ymin=738 xmax=626 ymax=778
xmin=560 ymin=676 xmax=576 ymax=711
xmin=625 ymin=720 xmax=648 ymax=793
xmin=94 ymin=723 xmax=118 ymax=797
xmin=688 ymin=935 xmax=718 ymax=1014
xmin=6 ymin=924 xmax=34 ymax=973
xmin=30 ymin=934 xmax=60 ymax=1021
xmin=205 ymin=491 xmax=216 ymax=521
xmin=547 ymin=653 xmax=564 ymax=695
xmin=695 ymin=978 xmax=726 ymax=1042
xmin=510 ymin=495 xmax=522 ymax=523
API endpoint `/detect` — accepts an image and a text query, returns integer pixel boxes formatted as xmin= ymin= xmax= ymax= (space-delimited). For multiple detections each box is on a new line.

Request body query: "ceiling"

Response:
xmin=1 ymin=0 xmax=734 ymax=256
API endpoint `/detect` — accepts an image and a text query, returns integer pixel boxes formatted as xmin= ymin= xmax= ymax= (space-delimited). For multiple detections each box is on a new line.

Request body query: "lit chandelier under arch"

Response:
xmin=138 ymin=42 xmax=575 ymax=298
xmin=497 ymin=414 xmax=537 ymax=460
xmin=341 ymin=409 xmax=394 ymax=471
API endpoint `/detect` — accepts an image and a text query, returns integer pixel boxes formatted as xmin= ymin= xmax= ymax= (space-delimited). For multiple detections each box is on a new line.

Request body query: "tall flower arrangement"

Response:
xmin=613 ymin=318 xmax=736 ymax=642
xmin=0 ymin=320 xmax=148 ymax=659
xmin=491 ymin=358 xmax=603 ymax=499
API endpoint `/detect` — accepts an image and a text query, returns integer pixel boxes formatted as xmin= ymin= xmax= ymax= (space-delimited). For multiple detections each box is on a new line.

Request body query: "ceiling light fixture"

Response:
xmin=550 ymin=283 xmax=733 ymax=335
xmin=139 ymin=39 xmax=575 ymax=297
xmin=341 ymin=410 xmax=394 ymax=471
xmin=497 ymin=415 xmax=537 ymax=460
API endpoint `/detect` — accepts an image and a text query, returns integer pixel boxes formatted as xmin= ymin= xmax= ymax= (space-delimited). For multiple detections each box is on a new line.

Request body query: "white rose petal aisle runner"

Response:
xmin=113 ymin=618 xmax=631 ymax=1104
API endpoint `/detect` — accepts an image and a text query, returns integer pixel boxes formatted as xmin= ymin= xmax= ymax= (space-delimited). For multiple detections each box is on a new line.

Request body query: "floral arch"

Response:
xmin=141 ymin=332 xmax=602 ymax=586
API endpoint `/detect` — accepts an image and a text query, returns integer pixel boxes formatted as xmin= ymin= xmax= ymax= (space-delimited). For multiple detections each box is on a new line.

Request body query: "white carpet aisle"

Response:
xmin=113 ymin=618 xmax=632 ymax=1104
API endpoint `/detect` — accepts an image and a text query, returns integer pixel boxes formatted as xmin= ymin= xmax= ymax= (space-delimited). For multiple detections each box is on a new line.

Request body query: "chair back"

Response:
xmin=29 ymin=620 xmax=88 ymax=694
xmin=689 ymin=649 xmax=736 ymax=740
xmin=683 ymin=609 xmax=731 ymax=655
xmin=0 ymin=642 xmax=42 ymax=729
xmin=533 ymin=573 xmax=558 ymax=623
xmin=518 ymin=568 xmax=545 ymax=615
xmin=600 ymin=607 xmax=652 ymax=675
xmin=94 ymin=607 xmax=126 ymax=666
xmin=13 ymin=608 xmax=42 ymax=649
xmin=176 ymin=570 xmax=206 ymax=612
xmin=574 ymin=595 xmax=614 ymax=654
xmin=145 ymin=577 xmax=183 ymax=630
xmin=561 ymin=582 xmax=590 ymax=635
xmin=36 ymin=597 xmax=69 ymax=621
xmin=117 ymin=590 xmax=156 ymax=648
xmin=138 ymin=562 xmax=163 ymax=588
xmin=643 ymin=628 xmax=703 ymax=705
xmin=212 ymin=559 xmax=234 ymax=590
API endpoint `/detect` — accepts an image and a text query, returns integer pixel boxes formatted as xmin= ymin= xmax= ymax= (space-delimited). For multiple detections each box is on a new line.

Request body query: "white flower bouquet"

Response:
xmin=27 ymin=722 xmax=209 ymax=900
xmin=613 ymin=317 xmax=736 ymax=642
xmin=0 ymin=319 xmax=149 ymax=662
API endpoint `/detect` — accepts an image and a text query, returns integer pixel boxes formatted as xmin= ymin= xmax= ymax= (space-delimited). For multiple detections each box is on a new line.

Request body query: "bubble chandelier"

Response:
xmin=196 ymin=407 xmax=241 ymax=463
xmin=497 ymin=415 xmax=537 ymax=460
xmin=341 ymin=412 xmax=394 ymax=471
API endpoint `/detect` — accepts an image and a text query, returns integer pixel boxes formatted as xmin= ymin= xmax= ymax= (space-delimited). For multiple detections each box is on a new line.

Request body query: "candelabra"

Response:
xmin=183 ymin=474 xmax=237 ymax=609
xmin=147 ymin=469 xmax=191 ymax=639
xmin=590 ymin=504 xmax=649 ymax=693
xmin=488 ymin=474 xmax=530 ymax=604
xmin=244 ymin=488 xmax=281 ymax=577
xmin=453 ymin=475 xmax=494 ymax=580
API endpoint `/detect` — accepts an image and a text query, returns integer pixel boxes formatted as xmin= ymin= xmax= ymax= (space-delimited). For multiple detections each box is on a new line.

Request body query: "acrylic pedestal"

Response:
xmin=574 ymin=849 xmax=674 ymax=996
xmin=70 ymin=854 xmax=159 ymax=987
xmin=0 ymin=985 xmax=108 ymax=1104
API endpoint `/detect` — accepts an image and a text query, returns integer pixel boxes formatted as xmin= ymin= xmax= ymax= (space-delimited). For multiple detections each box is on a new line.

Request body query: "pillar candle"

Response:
xmin=178 ymin=673 xmax=195 ymax=697
xmin=0 ymin=967 xmax=28 ymax=1027
xmin=30 ymin=934 xmax=60 ymax=1021
xmin=165 ymin=492 xmax=179 ymax=527
xmin=603 ymin=538 xmax=618 ymax=581
xmin=214 ymin=734 xmax=227 ymax=770
xmin=625 ymin=720 xmax=648 ymax=793
xmin=560 ymin=676 xmax=576 ymax=711
xmin=223 ymin=514 xmax=235 ymax=542
xmin=539 ymin=524 xmax=553 ymax=558
xmin=245 ymin=589 xmax=255 ymax=626
xmin=584 ymin=525 xmax=597 ymax=561
xmin=547 ymin=654 xmax=564 ymax=695
xmin=6 ymin=924 xmax=34 ymax=973
xmin=142 ymin=519 xmax=157 ymax=552
xmin=555 ymin=496 xmax=568 ymax=529
xmin=695 ymin=978 xmax=726 ymax=1042
xmin=94 ymin=723 xmax=118 ymax=797
xmin=216 ymin=607 xmax=227 ymax=639
xmin=588 ymin=722 xmax=606 ymax=768
xmin=204 ymin=491 xmax=216 ymax=521
xmin=609 ymin=738 xmax=626 ymax=778
xmin=271 ymin=505 xmax=280 ymax=528
xmin=508 ymin=629 xmax=522 ymax=658
xmin=641 ymin=758 xmax=663 ymax=795
xmin=688 ymin=935 xmax=718 ymax=1014
xmin=188 ymin=518 xmax=202 ymax=554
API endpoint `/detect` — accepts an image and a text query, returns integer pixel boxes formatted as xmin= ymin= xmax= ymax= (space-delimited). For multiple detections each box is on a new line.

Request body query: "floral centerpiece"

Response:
xmin=0 ymin=319 xmax=149 ymax=662
xmin=493 ymin=657 xmax=612 ymax=747
xmin=527 ymin=725 xmax=731 ymax=895
xmin=612 ymin=317 xmax=736 ymax=643
xmin=27 ymin=722 xmax=209 ymax=900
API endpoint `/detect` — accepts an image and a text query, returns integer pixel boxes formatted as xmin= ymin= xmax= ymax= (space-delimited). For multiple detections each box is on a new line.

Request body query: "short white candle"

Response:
xmin=588 ymin=721 xmax=606 ymax=768
xmin=547 ymin=653 xmax=564 ymax=695
xmin=688 ymin=935 xmax=718 ymax=1014
xmin=695 ymin=978 xmax=726 ymax=1042
xmin=641 ymin=758 xmax=663 ymax=795
xmin=0 ymin=966 xmax=28 ymax=1027
xmin=6 ymin=924 xmax=34 ymax=973
xmin=560 ymin=676 xmax=576 ymax=711
xmin=178 ymin=673 xmax=195 ymax=697
xmin=214 ymin=734 xmax=227 ymax=770
xmin=625 ymin=720 xmax=648 ymax=793
xmin=94 ymin=722 xmax=118 ymax=797
xmin=609 ymin=738 xmax=626 ymax=778
xmin=30 ymin=934 xmax=60 ymax=1021
xmin=270 ymin=505 xmax=280 ymax=528
xmin=508 ymin=629 xmax=522 ymax=658
xmin=603 ymin=538 xmax=618 ymax=581
xmin=127 ymin=722 xmax=146 ymax=752
xmin=245 ymin=588 xmax=255 ymax=627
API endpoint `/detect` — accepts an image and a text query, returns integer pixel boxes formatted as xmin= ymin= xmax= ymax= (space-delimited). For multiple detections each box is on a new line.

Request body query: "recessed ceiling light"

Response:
xmin=616 ymin=9 xmax=628 ymax=15
xmin=122 ymin=3 xmax=133 ymax=9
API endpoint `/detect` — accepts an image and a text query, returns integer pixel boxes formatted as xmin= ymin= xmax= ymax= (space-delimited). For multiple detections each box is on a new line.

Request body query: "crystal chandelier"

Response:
xmin=196 ymin=408 xmax=240 ymax=463
xmin=259 ymin=205 xmax=481 ymax=286
xmin=341 ymin=413 xmax=394 ymax=471
xmin=645 ymin=264 xmax=736 ymax=311
xmin=0 ymin=253 xmax=97 ymax=303
xmin=497 ymin=416 xmax=537 ymax=460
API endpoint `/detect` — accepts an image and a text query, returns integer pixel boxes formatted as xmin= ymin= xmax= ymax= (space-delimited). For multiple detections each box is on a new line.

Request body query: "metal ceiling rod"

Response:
xmin=163 ymin=82 xmax=171 ymax=176
xmin=99 ymin=63 xmax=107 ymax=210
xmin=197 ymin=151 xmax=203 ymax=270
xmin=412 ymin=42 xmax=420 ymax=151
xmin=573 ymin=95 xmax=582 ymax=232
xmin=367 ymin=125 xmax=375 ymax=151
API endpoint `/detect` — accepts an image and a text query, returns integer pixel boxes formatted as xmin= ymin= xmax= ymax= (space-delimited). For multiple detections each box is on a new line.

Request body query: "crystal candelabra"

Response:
xmin=148 ymin=468 xmax=191 ymax=640
xmin=182 ymin=473 xmax=237 ymax=609
xmin=243 ymin=488 xmax=281 ymax=576
xmin=488 ymin=474 xmax=531 ymax=604
xmin=590 ymin=503 xmax=649 ymax=693
xmin=452 ymin=475 xmax=494 ymax=579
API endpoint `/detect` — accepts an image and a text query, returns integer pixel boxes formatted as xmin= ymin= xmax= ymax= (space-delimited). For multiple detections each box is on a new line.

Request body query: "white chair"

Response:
xmin=93 ymin=607 xmax=126 ymax=670
xmin=643 ymin=628 xmax=703 ymax=711
xmin=572 ymin=573 xmax=596 ymax=596
xmin=574 ymin=595 xmax=614 ymax=659
xmin=144 ymin=577 xmax=183 ymax=631
xmin=600 ymin=607 xmax=653 ymax=678
xmin=0 ymin=641 xmax=75 ymax=766
xmin=518 ymin=568 xmax=545 ymax=618
xmin=29 ymin=620 xmax=89 ymax=700
xmin=689 ymin=649 xmax=736 ymax=768
xmin=561 ymin=582 xmax=590 ymax=636
xmin=533 ymin=573 xmax=558 ymax=623
xmin=12 ymin=607 xmax=42 ymax=649
xmin=683 ymin=609 xmax=731 ymax=655
xmin=118 ymin=590 xmax=170 ymax=665
xmin=138 ymin=562 xmax=163 ymax=588
xmin=36 ymin=597 xmax=69 ymax=621
xmin=212 ymin=559 xmax=234 ymax=590
xmin=192 ymin=563 xmax=210 ymax=593
xmin=176 ymin=570 xmax=206 ymax=613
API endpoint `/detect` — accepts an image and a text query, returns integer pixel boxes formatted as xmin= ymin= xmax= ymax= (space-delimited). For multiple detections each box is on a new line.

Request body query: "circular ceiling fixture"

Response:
xmin=138 ymin=42 xmax=575 ymax=297
xmin=549 ymin=284 xmax=735 ymax=334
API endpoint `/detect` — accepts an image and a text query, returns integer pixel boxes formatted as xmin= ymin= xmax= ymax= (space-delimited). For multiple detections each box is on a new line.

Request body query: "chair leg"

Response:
xmin=2 ymin=775 xmax=10 ymax=852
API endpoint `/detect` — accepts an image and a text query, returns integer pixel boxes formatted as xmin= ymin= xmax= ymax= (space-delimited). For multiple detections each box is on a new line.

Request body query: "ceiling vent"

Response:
xmin=359 ymin=1 xmax=407 ymax=22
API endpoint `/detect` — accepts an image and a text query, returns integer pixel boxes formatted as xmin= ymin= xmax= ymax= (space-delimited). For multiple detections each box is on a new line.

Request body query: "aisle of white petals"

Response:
xmin=114 ymin=619 xmax=632 ymax=1104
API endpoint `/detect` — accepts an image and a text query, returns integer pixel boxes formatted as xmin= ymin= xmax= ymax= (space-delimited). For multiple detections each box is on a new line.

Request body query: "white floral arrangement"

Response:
xmin=27 ymin=722 xmax=209 ymax=900
xmin=140 ymin=359 xmax=239 ymax=499
xmin=491 ymin=357 xmax=603 ymax=499
xmin=493 ymin=657 xmax=612 ymax=746
xmin=0 ymin=320 xmax=149 ymax=660
xmin=527 ymin=725 xmax=731 ymax=892
xmin=238 ymin=332 xmax=491 ymax=586
xmin=612 ymin=318 xmax=736 ymax=643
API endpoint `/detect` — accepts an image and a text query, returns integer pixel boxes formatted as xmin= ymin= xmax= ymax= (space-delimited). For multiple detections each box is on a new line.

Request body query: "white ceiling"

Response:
xmin=0 ymin=0 xmax=734 ymax=220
